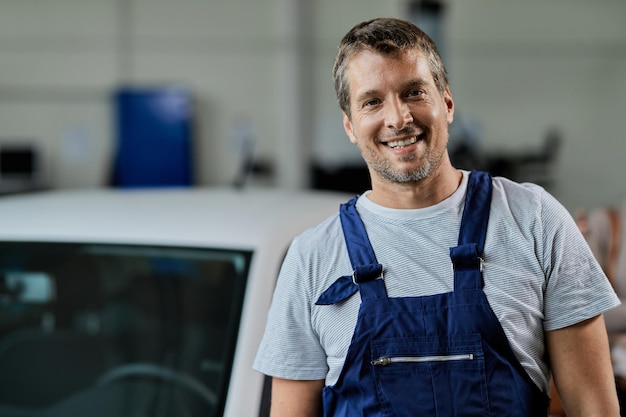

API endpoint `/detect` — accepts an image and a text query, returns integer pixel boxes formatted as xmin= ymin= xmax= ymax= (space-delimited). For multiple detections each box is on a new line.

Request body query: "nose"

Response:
xmin=385 ymin=98 xmax=413 ymax=129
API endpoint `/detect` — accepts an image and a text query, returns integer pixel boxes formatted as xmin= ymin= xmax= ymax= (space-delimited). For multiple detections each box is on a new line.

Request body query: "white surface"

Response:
xmin=0 ymin=185 xmax=351 ymax=416
xmin=0 ymin=186 xmax=349 ymax=248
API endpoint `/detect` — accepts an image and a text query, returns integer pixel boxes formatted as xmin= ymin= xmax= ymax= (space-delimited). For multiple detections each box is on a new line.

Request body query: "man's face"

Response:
xmin=342 ymin=48 xmax=454 ymax=185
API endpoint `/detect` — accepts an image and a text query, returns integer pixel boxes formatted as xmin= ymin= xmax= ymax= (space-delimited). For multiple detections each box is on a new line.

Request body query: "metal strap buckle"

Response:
xmin=451 ymin=257 xmax=484 ymax=272
xmin=352 ymin=269 xmax=384 ymax=285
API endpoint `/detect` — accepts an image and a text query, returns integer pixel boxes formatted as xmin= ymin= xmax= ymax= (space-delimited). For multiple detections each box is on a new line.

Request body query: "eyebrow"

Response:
xmin=402 ymin=79 xmax=429 ymax=90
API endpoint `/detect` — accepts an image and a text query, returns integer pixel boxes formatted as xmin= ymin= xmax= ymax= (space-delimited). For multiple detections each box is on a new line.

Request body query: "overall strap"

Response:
xmin=449 ymin=170 xmax=493 ymax=291
xmin=315 ymin=196 xmax=385 ymax=305
xmin=457 ymin=170 xmax=492 ymax=251
xmin=339 ymin=197 xmax=381 ymax=279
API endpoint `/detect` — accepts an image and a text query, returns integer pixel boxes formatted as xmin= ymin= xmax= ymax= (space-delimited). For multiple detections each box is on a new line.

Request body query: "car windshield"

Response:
xmin=0 ymin=242 xmax=251 ymax=417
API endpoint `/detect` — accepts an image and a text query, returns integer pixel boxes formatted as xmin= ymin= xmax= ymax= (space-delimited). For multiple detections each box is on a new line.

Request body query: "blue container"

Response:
xmin=112 ymin=87 xmax=193 ymax=187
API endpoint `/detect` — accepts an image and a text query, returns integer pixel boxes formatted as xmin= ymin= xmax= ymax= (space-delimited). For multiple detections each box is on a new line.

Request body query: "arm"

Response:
xmin=546 ymin=314 xmax=620 ymax=417
xmin=270 ymin=377 xmax=324 ymax=417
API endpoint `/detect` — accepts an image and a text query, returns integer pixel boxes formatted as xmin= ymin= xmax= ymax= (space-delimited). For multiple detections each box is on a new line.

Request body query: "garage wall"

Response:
xmin=445 ymin=0 xmax=626 ymax=210
xmin=0 ymin=0 xmax=300 ymax=189
xmin=0 ymin=1 xmax=117 ymax=188
xmin=0 ymin=0 xmax=624 ymax=211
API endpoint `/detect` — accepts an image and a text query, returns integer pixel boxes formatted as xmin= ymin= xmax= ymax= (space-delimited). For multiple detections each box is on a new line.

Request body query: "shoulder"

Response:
xmin=291 ymin=209 xmax=343 ymax=250
xmin=491 ymin=175 xmax=545 ymax=205
xmin=487 ymin=175 xmax=579 ymax=262
xmin=283 ymin=207 xmax=347 ymax=277
xmin=490 ymin=175 xmax=568 ymax=220
xmin=279 ymin=203 xmax=353 ymax=303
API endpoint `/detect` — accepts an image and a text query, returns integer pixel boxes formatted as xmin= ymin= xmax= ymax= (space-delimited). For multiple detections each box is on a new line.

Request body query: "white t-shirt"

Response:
xmin=254 ymin=171 xmax=620 ymax=392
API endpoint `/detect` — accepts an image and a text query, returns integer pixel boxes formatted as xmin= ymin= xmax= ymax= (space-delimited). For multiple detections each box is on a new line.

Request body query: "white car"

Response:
xmin=0 ymin=186 xmax=351 ymax=417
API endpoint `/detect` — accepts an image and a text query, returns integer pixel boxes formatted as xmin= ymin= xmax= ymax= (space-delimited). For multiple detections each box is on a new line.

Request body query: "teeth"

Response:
xmin=387 ymin=137 xmax=418 ymax=149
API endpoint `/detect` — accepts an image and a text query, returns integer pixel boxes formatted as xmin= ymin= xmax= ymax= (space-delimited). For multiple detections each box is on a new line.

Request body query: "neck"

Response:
xmin=366 ymin=165 xmax=463 ymax=209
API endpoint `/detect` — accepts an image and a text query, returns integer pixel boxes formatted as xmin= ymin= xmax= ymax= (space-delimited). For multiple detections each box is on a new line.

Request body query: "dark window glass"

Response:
xmin=0 ymin=242 xmax=251 ymax=417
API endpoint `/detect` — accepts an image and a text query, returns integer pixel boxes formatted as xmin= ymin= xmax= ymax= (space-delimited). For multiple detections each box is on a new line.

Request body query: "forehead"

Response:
xmin=345 ymin=48 xmax=434 ymax=96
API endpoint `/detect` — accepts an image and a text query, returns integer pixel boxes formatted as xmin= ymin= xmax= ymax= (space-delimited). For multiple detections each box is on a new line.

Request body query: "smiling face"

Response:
xmin=343 ymin=48 xmax=455 ymax=187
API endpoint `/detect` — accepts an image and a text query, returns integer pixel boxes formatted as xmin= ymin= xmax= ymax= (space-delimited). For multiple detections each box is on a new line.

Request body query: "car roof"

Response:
xmin=0 ymin=186 xmax=352 ymax=249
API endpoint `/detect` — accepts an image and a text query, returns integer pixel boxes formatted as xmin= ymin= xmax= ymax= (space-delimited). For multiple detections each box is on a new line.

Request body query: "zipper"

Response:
xmin=371 ymin=353 xmax=474 ymax=366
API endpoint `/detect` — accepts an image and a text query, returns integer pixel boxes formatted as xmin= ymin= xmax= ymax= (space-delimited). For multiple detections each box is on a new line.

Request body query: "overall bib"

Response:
xmin=315 ymin=171 xmax=549 ymax=417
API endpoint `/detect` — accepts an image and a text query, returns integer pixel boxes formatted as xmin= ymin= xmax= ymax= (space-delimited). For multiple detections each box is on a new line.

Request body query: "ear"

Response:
xmin=342 ymin=111 xmax=358 ymax=144
xmin=443 ymin=87 xmax=455 ymax=125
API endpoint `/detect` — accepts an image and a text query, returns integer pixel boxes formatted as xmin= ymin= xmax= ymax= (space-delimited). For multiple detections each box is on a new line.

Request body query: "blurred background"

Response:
xmin=0 ymin=0 xmax=624 ymax=212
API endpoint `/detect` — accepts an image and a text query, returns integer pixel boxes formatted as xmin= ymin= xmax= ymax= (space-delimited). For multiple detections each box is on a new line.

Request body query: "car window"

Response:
xmin=0 ymin=242 xmax=251 ymax=417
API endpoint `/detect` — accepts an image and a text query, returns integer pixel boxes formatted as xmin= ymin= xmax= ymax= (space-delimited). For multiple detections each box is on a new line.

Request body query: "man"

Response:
xmin=254 ymin=17 xmax=620 ymax=416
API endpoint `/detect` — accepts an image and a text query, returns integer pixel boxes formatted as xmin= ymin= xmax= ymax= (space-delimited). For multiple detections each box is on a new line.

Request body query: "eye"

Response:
xmin=364 ymin=98 xmax=381 ymax=107
xmin=406 ymin=89 xmax=423 ymax=98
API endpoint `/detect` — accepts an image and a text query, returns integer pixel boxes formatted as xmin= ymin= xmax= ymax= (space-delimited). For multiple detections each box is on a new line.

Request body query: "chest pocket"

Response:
xmin=370 ymin=333 xmax=489 ymax=417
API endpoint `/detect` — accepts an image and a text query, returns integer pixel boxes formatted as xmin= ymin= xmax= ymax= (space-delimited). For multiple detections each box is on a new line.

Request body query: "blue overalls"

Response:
xmin=315 ymin=171 xmax=550 ymax=416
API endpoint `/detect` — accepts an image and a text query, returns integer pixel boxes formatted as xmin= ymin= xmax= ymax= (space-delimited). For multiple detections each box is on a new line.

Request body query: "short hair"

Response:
xmin=332 ymin=17 xmax=449 ymax=118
